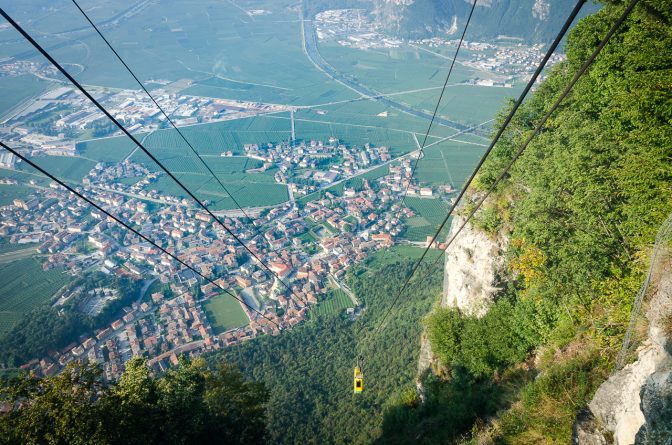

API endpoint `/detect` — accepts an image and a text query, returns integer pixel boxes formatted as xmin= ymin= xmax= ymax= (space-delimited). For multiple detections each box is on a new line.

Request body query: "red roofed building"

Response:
xmin=372 ymin=233 xmax=393 ymax=247
xmin=269 ymin=261 xmax=291 ymax=277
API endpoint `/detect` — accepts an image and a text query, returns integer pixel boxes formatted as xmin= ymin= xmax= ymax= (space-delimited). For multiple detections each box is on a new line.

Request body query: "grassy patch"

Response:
xmin=77 ymin=137 xmax=138 ymax=163
xmin=203 ymin=293 xmax=249 ymax=334
xmin=144 ymin=173 xmax=288 ymax=210
xmin=0 ymin=184 xmax=38 ymax=206
xmin=363 ymin=245 xmax=443 ymax=269
xmin=0 ymin=241 xmax=38 ymax=255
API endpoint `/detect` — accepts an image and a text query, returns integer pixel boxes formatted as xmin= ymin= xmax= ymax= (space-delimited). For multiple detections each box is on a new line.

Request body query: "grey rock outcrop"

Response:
xmin=418 ymin=211 xmax=506 ymax=376
xmin=441 ymin=213 xmax=506 ymax=317
xmin=575 ymin=259 xmax=672 ymax=445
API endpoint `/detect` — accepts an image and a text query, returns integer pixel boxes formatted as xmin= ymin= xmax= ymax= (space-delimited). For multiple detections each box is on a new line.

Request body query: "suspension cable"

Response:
xmin=391 ymin=0 xmax=478 ymax=224
xmin=369 ymin=0 xmax=639 ymax=339
xmin=0 ymin=8 xmax=308 ymax=306
xmin=69 ymin=0 xmax=271 ymax=246
xmin=0 ymin=141 xmax=281 ymax=330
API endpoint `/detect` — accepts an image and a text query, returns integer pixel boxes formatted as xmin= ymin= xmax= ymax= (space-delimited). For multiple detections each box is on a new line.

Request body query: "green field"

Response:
xmin=401 ymin=197 xmax=453 ymax=242
xmin=0 ymin=75 xmax=55 ymax=119
xmin=0 ymin=241 xmax=38 ymax=255
xmin=144 ymin=172 xmax=288 ymax=210
xmin=2 ymin=0 xmax=499 ymax=216
xmin=363 ymin=245 xmax=444 ymax=269
xmin=76 ymin=115 xmax=292 ymax=167
xmin=18 ymin=155 xmax=97 ymax=183
xmin=312 ymin=289 xmax=352 ymax=317
xmin=0 ymin=166 xmax=53 ymax=187
xmin=0 ymin=258 xmax=70 ymax=335
xmin=0 ymin=184 xmax=39 ymax=206
xmin=414 ymin=139 xmax=487 ymax=187
xmin=1 ymin=0 xmax=352 ymax=105
xmin=203 ymin=293 xmax=249 ymax=334
xmin=77 ymin=136 xmax=138 ymax=163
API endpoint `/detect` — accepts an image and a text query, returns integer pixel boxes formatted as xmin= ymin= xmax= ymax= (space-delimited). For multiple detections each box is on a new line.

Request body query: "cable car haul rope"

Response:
xmin=0 ymin=0 xmax=642 ymax=396
xmin=350 ymin=0 xmax=640 ymax=390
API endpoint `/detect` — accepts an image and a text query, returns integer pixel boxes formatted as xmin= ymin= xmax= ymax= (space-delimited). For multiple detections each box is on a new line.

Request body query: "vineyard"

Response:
xmin=144 ymin=172 xmax=288 ymax=210
xmin=0 ymin=257 xmax=70 ymax=335
xmin=402 ymin=197 xmax=452 ymax=242
xmin=77 ymin=135 xmax=139 ymax=163
xmin=312 ymin=289 xmax=352 ymax=317
xmin=19 ymin=155 xmax=96 ymax=183
xmin=414 ymin=139 xmax=485 ymax=186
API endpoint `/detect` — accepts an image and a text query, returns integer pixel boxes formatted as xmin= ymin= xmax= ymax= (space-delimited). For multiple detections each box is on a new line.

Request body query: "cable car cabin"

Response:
xmin=353 ymin=366 xmax=363 ymax=394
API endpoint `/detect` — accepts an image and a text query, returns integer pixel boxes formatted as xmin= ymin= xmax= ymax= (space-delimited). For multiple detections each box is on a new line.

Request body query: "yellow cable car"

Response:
xmin=353 ymin=365 xmax=363 ymax=394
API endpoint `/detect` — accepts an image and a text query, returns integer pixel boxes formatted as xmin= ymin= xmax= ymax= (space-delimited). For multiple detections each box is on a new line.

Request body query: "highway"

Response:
xmin=300 ymin=13 xmax=469 ymax=133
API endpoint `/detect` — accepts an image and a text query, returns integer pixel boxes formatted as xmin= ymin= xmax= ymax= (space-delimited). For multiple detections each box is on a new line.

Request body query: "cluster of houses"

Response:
xmin=244 ymin=138 xmax=392 ymax=196
xmin=1 ymin=123 xmax=458 ymax=380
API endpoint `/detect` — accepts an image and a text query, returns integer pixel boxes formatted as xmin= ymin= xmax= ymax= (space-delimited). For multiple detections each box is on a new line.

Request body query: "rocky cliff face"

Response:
xmin=440 ymin=213 xmax=506 ymax=317
xmin=418 ymin=211 xmax=506 ymax=374
xmin=574 ymin=258 xmax=672 ymax=445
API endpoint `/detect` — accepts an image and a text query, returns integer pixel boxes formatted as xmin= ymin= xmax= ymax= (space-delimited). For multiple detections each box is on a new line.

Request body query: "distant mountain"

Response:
xmin=306 ymin=0 xmax=598 ymax=43
xmin=370 ymin=0 xmax=599 ymax=42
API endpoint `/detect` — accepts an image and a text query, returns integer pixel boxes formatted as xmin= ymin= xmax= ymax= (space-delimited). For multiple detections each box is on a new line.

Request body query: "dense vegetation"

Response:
xmin=213 ymin=256 xmax=443 ymax=444
xmin=0 ymin=273 xmax=140 ymax=367
xmin=380 ymin=0 xmax=672 ymax=443
xmin=0 ymin=357 xmax=268 ymax=445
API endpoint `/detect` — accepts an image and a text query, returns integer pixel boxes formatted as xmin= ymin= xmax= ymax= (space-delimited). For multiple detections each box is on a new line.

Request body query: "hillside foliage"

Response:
xmin=0 ymin=357 xmax=268 ymax=445
xmin=214 ymin=258 xmax=443 ymax=444
xmin=383 ymin=0 xmax=672 ymax=443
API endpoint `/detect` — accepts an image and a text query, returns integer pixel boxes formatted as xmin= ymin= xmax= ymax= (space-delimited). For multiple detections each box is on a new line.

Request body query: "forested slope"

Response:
xmin=382 ymin=0 xmax=672 ymax=443
xmin=215 ymin=258 xmax=444 ymax=444
xmin=0 ymin=358 xmax=268 ymax=444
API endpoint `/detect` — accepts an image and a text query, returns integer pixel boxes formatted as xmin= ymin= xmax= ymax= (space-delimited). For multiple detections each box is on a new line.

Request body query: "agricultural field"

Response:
xmin=19 ymin=155 xmax=97 ymax=183
xmin=1 ymin=0 xmax=351 ymax=105
xmin=414 ymin=139 xmax=486 ymax=187
xmin=291 ymin=115 xmax=420 ymax=157
xmin=0 ymin=241 xmax=38 ymax=255
xmin=391 ymin=84 xmax=521 ymax=127
xmin=320 ymin=42 xmax=477 ymax=95
xmin=0 ymin=75 xmax=55 ymax=119
xmin=402 ymin=197 xmax=453 ymax=242
xmin=0 ymin=246 xmax=40 ymax=265
xmin=203 ymin=293 xmax=249 ymax=334
xmin=199 ymin=157 xmax=263 ymax=173
xmin=144 ymin=171 xmax=288 ymax=210
xmin=0 ymin=167 xmax=51 ymax=186
xmin=79 ymin=116 xmax=291 ymax=173
xmin=77 ymin=136 xmax=139 ymax=163
xmin=140 ymin=116 xmax=292 ymax=157
xmin=294 ymin=100 xmax=459 ymax=141
xmin=0 ymin=257 xmax=70 ymax=335
xmin=312 ymin=289 xmax=352 ymax=317
xmin=318 ymin=42 xmax=520 ymax=127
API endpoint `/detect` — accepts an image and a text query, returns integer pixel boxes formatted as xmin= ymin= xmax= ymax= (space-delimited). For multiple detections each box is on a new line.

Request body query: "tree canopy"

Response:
xmin=0 ymin=358 xmax=269 ymax=445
